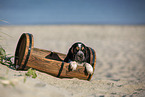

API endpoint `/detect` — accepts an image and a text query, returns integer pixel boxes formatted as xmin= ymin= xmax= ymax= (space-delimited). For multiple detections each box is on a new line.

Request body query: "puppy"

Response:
xmin=64 ymin=42 xmax=93 ymax=74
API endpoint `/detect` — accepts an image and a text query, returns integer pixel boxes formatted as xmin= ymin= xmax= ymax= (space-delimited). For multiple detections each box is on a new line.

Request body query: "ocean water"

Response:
xmin=0 ymin=0 xmax=145 ymax=25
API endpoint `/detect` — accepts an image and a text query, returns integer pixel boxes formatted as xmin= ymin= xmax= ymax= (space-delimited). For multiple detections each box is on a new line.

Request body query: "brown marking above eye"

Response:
xmin=82 ymin=46 xmax=84 ymax=50
xmin=76 ymin=47 xmax=79 ymax=50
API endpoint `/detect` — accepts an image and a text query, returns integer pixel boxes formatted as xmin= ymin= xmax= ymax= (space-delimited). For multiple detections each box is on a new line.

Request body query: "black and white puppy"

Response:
xmin=64 ymin=42 xmax=93 ymax=74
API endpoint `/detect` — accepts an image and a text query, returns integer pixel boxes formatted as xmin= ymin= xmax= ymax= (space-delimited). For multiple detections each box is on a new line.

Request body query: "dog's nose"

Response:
xmin=79 ymin=53 xmax=83 ymax=58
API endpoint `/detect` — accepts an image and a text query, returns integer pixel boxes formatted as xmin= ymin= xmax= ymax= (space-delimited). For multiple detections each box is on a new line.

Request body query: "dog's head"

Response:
xmin=70 ymin=42 xmax=87 ymax=63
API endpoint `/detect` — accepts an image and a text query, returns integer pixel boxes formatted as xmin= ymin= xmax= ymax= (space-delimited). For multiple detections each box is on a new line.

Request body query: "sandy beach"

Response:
xmin=0 ymin=25 xmax=145 ymax=97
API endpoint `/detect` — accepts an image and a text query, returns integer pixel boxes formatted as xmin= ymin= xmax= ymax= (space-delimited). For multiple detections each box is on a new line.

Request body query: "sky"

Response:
xmin=0 ymin=0 xmax=145 ymax=25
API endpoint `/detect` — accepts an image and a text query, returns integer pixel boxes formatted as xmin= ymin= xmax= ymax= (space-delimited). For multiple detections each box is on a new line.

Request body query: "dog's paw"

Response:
xmin=69 ymin=61 xmax=77 ymax=71
xmin=85 ymin=63 xmax=93 ymax=74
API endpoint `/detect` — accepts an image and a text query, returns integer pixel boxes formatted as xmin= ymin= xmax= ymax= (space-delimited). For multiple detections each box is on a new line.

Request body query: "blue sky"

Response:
xmin=0 ymin=0 xmax=145 ymax=25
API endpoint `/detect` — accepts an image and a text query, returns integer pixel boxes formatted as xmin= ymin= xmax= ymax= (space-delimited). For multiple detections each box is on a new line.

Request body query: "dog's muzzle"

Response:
xmin=75 ymin=51 xmax=85 ymax=63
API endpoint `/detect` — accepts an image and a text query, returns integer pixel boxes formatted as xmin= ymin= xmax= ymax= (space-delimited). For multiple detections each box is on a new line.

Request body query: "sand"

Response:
xmin=0 ymin=25 xmax=145 ymax=97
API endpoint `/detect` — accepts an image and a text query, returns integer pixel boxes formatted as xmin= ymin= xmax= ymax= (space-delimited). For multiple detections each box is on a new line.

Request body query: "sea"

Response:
xmin=0 ymin=0 xmax=145 ymax=25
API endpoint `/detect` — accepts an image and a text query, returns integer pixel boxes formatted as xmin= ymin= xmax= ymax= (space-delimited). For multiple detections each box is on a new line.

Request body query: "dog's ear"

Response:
xmin=64 ymin=46 xmax=74 ymax=62
xmin=67 ymin=46 xmax=74 ymax=58
xmin=70 ymin=47 xmax=74 ymax=54
xmin=84 ymin=46 xmax=89 ymax=61
xmin=84 ymin=46 xmax=87 ymax=53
